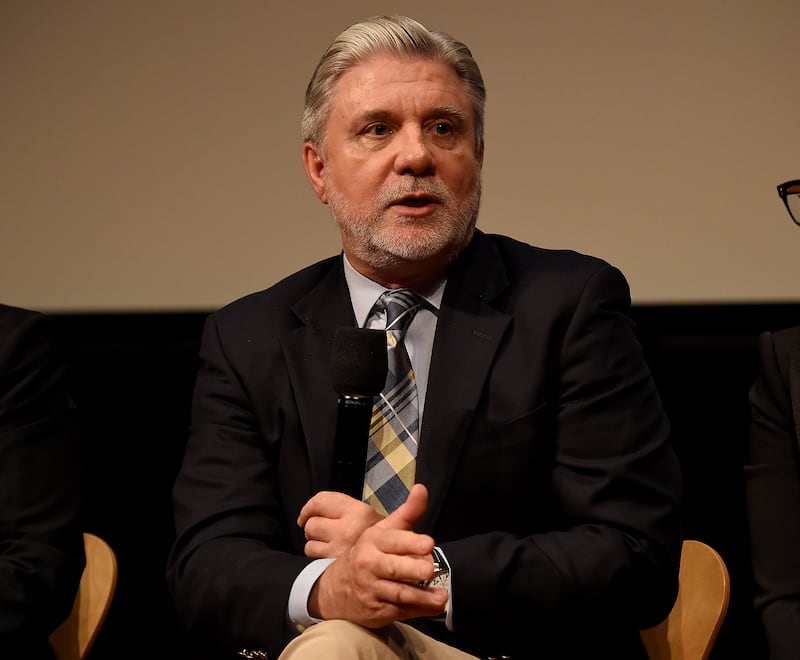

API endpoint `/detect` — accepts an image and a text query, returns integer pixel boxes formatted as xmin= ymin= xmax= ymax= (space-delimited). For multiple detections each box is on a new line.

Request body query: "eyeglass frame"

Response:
xmin=777 ymin=179 xmax=800 ymax=226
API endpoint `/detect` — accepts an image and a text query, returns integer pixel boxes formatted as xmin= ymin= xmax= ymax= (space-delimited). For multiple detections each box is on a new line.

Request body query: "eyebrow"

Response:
xmin=433 ymin=106 xmax=468 ymax=124
xmin=355 ymin=106 xmax=468 ymax=126
xmin=358 ymin=110 xmax=392 ymax=124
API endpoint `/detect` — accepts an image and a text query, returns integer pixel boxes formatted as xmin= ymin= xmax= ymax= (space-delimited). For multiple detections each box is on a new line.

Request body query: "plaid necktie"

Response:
xmin=364 ymin=289 xmax=425 ymax=515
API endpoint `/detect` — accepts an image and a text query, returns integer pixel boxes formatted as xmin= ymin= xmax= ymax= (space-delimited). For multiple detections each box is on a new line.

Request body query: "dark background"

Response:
xmin=53 ymin=303 xmax=800 ymax=659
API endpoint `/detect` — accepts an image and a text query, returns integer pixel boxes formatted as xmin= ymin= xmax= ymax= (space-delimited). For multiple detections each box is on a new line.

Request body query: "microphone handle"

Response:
xmin=331 ymin=394 xmax=374 ymax=499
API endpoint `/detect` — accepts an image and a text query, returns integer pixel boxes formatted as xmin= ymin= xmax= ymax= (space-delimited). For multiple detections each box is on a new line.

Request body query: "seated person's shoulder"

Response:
xmin=760 ymin=324 xmax=800 ymax=356
xmin=0 ymin=303 xmax=69 ymax=418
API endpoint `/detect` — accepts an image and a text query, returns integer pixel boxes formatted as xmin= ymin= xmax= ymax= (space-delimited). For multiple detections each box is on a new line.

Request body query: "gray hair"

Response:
xmin=302 ymin=15 xmax=486 ymax=157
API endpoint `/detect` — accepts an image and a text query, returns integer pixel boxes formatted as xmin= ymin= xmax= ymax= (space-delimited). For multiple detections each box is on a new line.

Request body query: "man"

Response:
xmin=167 ymin=15 xmax=682 ymax=659
xmin=745 ymin=181 xmax=800 ymax=660
xmin=0 ymin=304 xmax=85 ymax=659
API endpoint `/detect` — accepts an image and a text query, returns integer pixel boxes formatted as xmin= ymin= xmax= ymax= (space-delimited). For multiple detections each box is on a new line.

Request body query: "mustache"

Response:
xmin=377 ymin=180 xmax=450 ymax=206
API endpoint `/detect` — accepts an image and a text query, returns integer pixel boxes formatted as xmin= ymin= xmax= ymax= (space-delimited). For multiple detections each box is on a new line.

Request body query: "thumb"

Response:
xmin=377 ymin=483 xmax=428 ymax=531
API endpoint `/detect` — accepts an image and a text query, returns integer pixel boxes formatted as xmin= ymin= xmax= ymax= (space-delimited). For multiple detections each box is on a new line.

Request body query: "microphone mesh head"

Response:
xmin=331 ymin=327 xmax=388 ymax=396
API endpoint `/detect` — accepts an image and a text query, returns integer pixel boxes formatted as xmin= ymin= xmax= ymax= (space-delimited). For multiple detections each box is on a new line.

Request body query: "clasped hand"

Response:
xmin=297 ymin=483 xmax=448 ymax=627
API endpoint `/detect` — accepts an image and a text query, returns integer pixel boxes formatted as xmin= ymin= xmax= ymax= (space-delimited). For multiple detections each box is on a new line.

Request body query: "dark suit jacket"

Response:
xmin=167 ymin=231 xmax=682 ymax=659
xmin=0 ymin=305 xmax=85 ymax=659
xmin=746 ymin=326 xmax=800 ymax=660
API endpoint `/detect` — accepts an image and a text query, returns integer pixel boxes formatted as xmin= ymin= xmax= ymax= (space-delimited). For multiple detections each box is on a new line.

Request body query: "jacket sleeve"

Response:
xmin=441 ymin=264 xmax=683 ymax=656
xmin=0 ymin=307 xmax=85 ymax=651
xmin=166 ymin=312 xmax=312 ymax=659
xmin=745 ymin=328 xmax=800 ymax=660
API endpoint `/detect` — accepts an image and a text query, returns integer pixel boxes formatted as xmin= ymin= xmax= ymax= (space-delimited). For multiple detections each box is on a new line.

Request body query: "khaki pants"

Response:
xmin=278 ymin=620 xmax=480 ymax=660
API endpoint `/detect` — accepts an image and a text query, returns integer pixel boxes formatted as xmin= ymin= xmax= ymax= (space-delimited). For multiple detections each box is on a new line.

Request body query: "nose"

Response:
xmin=393 ymin=125 xmax=435 ymax=177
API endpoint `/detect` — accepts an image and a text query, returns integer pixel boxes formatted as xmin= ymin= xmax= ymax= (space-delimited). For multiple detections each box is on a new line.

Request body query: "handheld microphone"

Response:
xmin=330 ymin=327 xmax=388 ymax=499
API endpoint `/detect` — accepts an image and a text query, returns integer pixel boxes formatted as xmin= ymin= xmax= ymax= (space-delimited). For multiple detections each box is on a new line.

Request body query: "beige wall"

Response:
xmin=2 ymin=0 xmax=798 ymax=312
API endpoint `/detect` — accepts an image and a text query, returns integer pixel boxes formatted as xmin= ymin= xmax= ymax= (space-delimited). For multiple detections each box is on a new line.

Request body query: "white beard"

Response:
xmin=326 ymin=175 xmax=482 ymax=270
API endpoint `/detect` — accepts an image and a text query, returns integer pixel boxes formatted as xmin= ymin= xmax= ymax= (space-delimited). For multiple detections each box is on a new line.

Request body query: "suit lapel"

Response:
xmin=280 ymin=256 xmax=356 ymax=493
xmin=416 ymin=232 xmax=512 ymax=531
xmin=277 ymin=234 xmax=513 ymax=523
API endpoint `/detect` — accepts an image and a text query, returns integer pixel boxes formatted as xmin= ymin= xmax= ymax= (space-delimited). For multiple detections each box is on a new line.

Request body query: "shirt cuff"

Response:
xmin=288 ymin=557 xmax=336 ymax=633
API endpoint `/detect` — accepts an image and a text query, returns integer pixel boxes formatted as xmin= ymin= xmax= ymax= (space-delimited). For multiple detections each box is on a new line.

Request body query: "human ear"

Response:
xmin=302 ymin=142 xmax=328 ymax=204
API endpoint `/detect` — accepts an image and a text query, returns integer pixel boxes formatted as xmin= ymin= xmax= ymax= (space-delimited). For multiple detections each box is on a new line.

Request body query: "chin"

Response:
xmin=380 ymin=228 xmax=473 ymax=267
xmin=380 ymin=230 xmax=454 ymax=259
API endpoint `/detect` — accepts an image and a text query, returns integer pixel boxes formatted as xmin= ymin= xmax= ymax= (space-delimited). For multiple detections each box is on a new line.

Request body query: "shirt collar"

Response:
xmin=342 ymin=253 xmax=445 ymax=327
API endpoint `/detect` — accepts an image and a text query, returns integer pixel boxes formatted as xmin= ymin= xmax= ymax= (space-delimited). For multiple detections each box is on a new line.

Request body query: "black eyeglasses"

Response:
xmin=777 ymin=179 xmax=800 ymax=226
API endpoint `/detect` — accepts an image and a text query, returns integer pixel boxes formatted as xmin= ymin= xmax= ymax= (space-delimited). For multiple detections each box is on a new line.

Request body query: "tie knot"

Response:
xmin=377 ymin=289 xmax=424 ymax=335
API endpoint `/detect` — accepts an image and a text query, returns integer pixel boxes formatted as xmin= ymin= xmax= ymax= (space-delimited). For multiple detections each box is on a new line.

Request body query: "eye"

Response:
xmin=365 ymin=123 xmax=391 ymax=137
xmin=433 ymin=122 xmax=454 ymax=136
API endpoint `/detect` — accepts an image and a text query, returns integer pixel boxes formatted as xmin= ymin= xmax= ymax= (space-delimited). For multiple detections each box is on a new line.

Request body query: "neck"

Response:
xmin=343 ymin=236 xmax=472 ymax=291
xmin=347 ymin=258 xmax=446 ymax=291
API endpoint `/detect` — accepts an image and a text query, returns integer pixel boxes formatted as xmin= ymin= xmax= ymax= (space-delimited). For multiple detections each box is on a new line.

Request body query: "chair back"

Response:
xmin=48 ymin=532 xmax=118 ymax=660
xmin=640 ymin=539 xmax=730 ymax=660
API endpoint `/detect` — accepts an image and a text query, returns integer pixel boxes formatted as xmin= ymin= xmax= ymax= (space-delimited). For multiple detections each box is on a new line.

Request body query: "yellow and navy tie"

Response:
xmin=364 ymin=289 xmax=425 ymax=515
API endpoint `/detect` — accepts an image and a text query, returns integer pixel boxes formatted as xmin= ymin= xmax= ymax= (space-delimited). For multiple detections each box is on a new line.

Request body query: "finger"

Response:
xmin=304 ymin=539 xmax=332 ymax=558
xmin=360 ymin=522 xmax=435 ymax=561
xmin=298 ymin=491 xmax=340 ymax=526
xmin=377 ymin=483 xmax=428 ymax=532
xmin=372 ymin=544 xmax=436 ymax=583
xmin=297 ymin=494 xmax=320 ymax=527
xmin=302 ymin=517 xmax=331 ymax=543
xmin=373 ymin=576 xmax=449 ymax=612
xmin=297 ymin=490 xmax=353 ymax=527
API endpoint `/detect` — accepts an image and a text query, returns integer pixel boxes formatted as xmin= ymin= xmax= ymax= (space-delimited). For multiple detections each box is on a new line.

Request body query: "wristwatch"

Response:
xmin=422 ymin=546 xmax=450 ymax=591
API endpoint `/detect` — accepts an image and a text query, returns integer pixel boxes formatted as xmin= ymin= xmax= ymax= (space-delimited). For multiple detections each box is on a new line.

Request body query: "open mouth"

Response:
xmin=392 ymin=194 xmax=437 ymax=208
